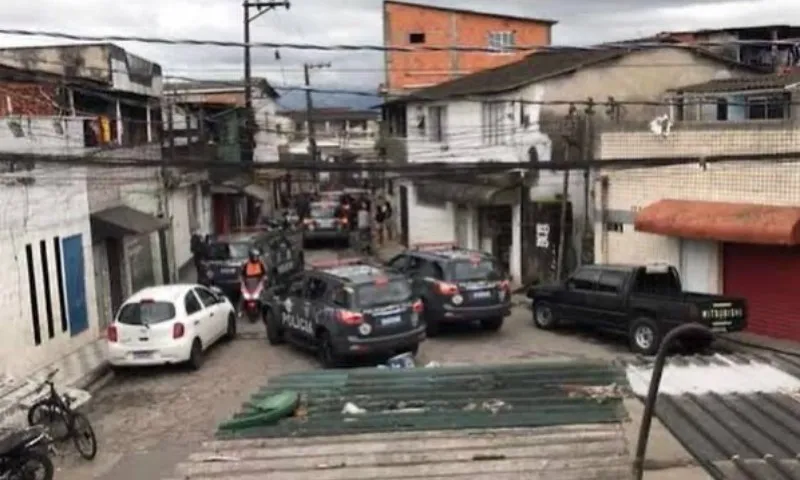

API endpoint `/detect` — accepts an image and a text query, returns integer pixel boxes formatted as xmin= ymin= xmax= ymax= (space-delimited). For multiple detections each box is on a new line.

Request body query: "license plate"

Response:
xmin=381 ymin=316 xmax=401 ymax=326
xmin=472 ymin=291 xmax=491 ymax=299
xmin=221 ymin=268 xmax=237 ymax=274
xmin=319 ymin=220 xmax=334 ymax=228
xmin=133 ymin=351 xmax=154 ymax=359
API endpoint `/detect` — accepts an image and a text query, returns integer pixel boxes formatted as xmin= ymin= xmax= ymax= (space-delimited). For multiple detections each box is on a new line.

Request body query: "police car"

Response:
xmin=200 ymin=231 xmax=271 ymax=298
xmin=386 ymin=243 xmax=512 ymax=336
xmin=263 ymin=258 xmax=425 ymax=367
xmin=301 ymin=201 xmax=350 ymax=247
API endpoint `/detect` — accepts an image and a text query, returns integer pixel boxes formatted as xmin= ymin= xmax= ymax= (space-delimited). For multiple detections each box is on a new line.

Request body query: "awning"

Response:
xmin=634 ymin=199 xmax=800 ymax=245
xmin=415 ymin=179 xmax=520 ymax=205
xmin=91 ymin=206 xmax=169 ymax=239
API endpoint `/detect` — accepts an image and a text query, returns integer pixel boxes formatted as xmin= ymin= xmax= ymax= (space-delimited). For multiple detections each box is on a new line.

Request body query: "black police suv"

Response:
xmin=386 ymin=243 xmax=512 ymax=336
xmin=263 ymin=258 xmax=426 ymax=367
xmin=200 ymin=232 xmax=270 ymax=298
xmin=301 ymin=201 xmax=350 ymax=247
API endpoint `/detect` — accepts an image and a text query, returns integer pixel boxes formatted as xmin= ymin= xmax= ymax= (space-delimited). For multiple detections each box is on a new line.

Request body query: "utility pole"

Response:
xmin=304 ymin=62 xmax=331 ymax=184
xmin=243 ymin=1 xmax=290 ymax=161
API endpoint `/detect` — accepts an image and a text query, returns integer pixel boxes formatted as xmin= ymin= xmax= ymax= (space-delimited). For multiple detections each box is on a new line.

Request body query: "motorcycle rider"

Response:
xmin=239 ymin=248 xmax=268 ymax=316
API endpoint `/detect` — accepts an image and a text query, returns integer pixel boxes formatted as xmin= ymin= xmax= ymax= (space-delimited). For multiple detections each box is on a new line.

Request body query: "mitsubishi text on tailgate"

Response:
xmin=386 ymin=243 xmax=512 ymax=336
xmin=527 ymin=263 xmax=747 ymax=354
xmin=263 ymin=258 xmax=425 ymax=367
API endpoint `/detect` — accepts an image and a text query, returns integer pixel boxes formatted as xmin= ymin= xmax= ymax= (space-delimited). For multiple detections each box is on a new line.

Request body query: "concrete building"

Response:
xmin=0 ymin=44 xmax=206 ymax=384
xmin=164 ymin=78 xmax=281 ymax=230
xmin=381 ymin=46 xmax=758 ymax=285
xmin=282 ymin=108 xmax=381 ymax=155
xmin=381 ymin=0 xmax=556 ymax=94
xmin=594 ymin=73 xmax=800 ymax=343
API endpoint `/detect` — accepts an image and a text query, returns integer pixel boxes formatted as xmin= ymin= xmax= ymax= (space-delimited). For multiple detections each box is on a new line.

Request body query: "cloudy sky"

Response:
xmin=0 ymin=0 xmax=794 ymax=105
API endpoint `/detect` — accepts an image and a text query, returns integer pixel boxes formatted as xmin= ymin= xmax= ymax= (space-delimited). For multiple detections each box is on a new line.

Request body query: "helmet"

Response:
xmin=249 ymin=248 xmax=260 ymax=261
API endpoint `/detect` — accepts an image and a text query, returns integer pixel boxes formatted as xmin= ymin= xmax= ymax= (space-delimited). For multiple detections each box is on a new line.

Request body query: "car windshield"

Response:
xmin=117 ymin=301 xmax=176 ymax=325
xmin=450 ymin=259 xmax=503 ymax=281
xmin=356 ymin=279 xmax=412 ymax=307
xmin=207 ymin=242 xmax=250 ymax=260
xmin=311 ymin=203 xmax=337 ymax=218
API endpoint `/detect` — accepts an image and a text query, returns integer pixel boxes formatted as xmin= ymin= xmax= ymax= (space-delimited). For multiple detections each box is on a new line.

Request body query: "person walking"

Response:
xmin=356 ymin=200 xmax=371 ymax=253
xmin=375 ymin=196 xmax=392 ymax=245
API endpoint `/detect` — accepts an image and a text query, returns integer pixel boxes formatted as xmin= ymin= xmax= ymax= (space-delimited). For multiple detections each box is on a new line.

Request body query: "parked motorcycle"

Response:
xmin=240 ymin=278 xmax=265 ymax=323
xmin=0 ymin=425 xmax=54 ymax=480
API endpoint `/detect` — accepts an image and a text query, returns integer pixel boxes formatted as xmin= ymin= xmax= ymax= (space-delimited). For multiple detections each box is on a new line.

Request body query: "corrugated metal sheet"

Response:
xmin=165 ymin=425 xmax=630 ymax=480
xmin=217 ymin=362 xmax=627 ymax=439
xmin=627 ymin=353 xmax=800 ymax=480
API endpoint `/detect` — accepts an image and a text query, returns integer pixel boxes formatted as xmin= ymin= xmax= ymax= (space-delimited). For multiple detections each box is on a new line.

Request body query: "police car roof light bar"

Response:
xmin=309 ymin=257 xmax=366 ymax=269
xmin=412 ymin=242 xmax=457 ymax=251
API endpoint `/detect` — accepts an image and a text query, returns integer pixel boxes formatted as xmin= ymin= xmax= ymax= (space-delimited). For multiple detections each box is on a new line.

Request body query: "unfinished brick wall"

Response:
xmin=0 ymin=82 xmax=58 ymax=116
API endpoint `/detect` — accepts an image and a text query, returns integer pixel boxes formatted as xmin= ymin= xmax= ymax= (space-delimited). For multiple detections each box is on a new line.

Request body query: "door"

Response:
xmin=302 ymin=277 xmax=328 ymax=335
xmin=680 ymin=239 xmax=719 ymax=293
xmin=723 ymin=243 xmax=800 ymax=342
xmin=106 ymin=238 xmax=124 ymax=316
xmin=282 ymin=276 xmax=312 ymax=339
xmin=183 ymin=290 xmax=207 ymax=344
xmin=561 ymin=268 xmax=600 ymax=323
xmin=62 ymin=234 xmax=89 ymax=336
xmin=593 ymin=270 xmax=627 ymax=330
xmin=195 ymin=286 xmax=223 ymax=342
xmin=399 ymin=186 xmax=409 ymax=246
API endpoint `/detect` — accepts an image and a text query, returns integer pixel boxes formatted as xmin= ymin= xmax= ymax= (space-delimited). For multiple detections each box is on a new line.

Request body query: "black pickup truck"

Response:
xmin=527 ymin=263 xmax=747 ymax=354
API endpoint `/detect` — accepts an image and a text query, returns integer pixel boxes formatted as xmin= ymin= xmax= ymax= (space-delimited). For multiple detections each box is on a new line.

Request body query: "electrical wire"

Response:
xmin=0 ymin=27 xmax=795 ymax=51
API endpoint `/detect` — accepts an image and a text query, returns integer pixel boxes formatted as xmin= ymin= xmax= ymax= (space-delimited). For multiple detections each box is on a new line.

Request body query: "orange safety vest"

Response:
xmin=245 ymin=261 xmax=264 ymax=277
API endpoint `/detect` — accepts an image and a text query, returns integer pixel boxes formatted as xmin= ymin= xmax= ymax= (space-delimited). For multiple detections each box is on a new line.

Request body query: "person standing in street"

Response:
xmin=190 ymin=231 xmax=206 ymax=283
xmin=375 ymin=196 xmax=392 ymax=245
xmin=357 ymin=200 xmax=371 ymax=253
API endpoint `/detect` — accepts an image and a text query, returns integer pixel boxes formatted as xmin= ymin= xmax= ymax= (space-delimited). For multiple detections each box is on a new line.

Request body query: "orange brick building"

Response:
xmin=382 ymin=0 xmax=556 ymax=94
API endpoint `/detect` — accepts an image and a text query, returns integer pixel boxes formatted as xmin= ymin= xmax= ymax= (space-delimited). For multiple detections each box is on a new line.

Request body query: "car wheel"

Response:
xmin=265 ymin=308 xmax=285 ymax=345
xmin=188 ymin=339 xmax=204 ymax=370
xmin=225 ymin=313 xmax=237 ymax=340
xmin=317 ymin=331 xmax=341 ymax=368
xmin=533 ymin=301 xmax=559 ymax=330
xmin=629 ymin=317 xmax=661 ymax=355
xmin=480 ymin=316 xmax=504 ymax=332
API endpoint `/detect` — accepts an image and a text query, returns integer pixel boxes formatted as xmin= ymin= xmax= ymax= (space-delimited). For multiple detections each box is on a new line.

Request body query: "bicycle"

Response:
xmin=26 ymin=369 xmax=97 ymax=461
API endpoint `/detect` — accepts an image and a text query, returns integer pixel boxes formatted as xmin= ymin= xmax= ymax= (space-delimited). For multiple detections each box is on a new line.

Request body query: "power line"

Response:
xmin=0 ymin=27 xmax=796 ymax=52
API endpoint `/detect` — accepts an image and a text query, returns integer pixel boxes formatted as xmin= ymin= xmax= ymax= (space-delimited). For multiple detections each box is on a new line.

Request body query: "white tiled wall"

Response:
xmin=0 ymin=166 xmax=97 ymax=379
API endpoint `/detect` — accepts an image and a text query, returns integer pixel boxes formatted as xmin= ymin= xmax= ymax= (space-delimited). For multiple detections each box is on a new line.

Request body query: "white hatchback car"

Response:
xmin=106 ymin=284 xmax=237 ymax=370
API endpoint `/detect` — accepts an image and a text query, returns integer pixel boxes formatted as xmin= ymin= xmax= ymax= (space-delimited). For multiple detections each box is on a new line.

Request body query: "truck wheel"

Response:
xmin=264 ymin=308 xmax=285 ymax=345
xmin=629 ymin=317 xmax=661 ymax=355
xmin=318 ymin=331 xmax=342 ymax=368
xmin=532 ymin=301 xmax=559 ymax=330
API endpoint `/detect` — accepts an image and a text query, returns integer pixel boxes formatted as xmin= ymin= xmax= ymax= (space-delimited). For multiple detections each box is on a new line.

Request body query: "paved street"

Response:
xmin=52 ymin=248 xmax=638 ymax=480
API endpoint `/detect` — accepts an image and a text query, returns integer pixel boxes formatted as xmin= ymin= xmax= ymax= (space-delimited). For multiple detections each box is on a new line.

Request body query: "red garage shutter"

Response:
xmin=723 ymin=243 xmax=800 ymax=342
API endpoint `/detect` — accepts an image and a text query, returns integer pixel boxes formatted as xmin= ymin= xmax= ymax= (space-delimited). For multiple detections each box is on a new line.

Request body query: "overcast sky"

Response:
xmin=0 ymin=0 xmax=793 ymax=96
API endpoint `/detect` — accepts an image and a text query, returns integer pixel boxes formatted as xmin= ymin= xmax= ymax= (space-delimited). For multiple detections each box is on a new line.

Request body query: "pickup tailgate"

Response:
xmin=689 ymin=294 xmax=747 ymax=333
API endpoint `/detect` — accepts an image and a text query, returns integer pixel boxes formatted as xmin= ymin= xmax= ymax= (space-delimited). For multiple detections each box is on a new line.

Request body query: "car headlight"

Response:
xmin=358 ymin=323 xmax=372 ymax=335
xmin=452 ymin=294 xmax=463 ymax=305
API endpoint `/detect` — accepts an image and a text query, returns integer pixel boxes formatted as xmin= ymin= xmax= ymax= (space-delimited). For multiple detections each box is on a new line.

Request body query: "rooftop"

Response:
xmin=385 ymin=46 xmax=757 ymax=103
xmin=322 ymin=264 xmax=390 ymax=283
xmin=281 ymin=108 xmax=379 ymax=122
xmin=671 ymin=72 xmax=800 ymax=94
xmin=165 ymin=77 xmax=278 ymax=98
xmin=384 ymin=0 xmax=558 ymax=25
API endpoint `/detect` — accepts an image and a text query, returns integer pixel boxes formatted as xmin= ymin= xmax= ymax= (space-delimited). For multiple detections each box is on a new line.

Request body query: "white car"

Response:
xmin=106 ymin=284 xmax=237 ymax=370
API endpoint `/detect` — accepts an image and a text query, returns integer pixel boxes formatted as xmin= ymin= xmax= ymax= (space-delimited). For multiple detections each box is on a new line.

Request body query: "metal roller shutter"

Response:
xmin=723 ymin=243 xmax=800 ymax=342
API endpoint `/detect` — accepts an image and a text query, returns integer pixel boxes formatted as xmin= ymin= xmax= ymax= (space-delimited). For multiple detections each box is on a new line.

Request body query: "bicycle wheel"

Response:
xmin=27 ymin=401 xmax=70 ymax=442
xmin=70 ymin=413 xmax=97 ymax=460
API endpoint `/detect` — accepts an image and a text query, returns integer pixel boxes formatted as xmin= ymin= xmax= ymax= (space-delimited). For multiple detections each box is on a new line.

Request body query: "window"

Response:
xmin=288 ymin=276 xmax=306 ymax=296
xmin=417 ymin=260 xmax=443 ymax=279
xmin=39 ymin=241 xmax=55 ymax=339
xmin=746 ymin=94 xmax=790 ymax=120
xmin=117 ymin=301 xmax=176 ymax=325
xmin=409 ymin=32 xmax=425 ymax=44
xmin=25 ymin=243 xmax=41 ymax=345
xmin=450 ymin=259 xmax=503 ymax=281
xmin=356 ymin=280 xmax=412 ymax=307
xmin=488 ymin=31 xmax=515 ymax=53
xmin=388 ymin=255 xmax=408 ymax=271
xmin=184 ymin=292 xmax=202 ymax=315
xmin=53 ymin=237 xmax=67 ymax=332
xmin=195 ymin=287 xmax=218 ymax=307
xmin=481 ymin=102 xmax=507 ymax=145
xmin=566 ymin=269 xmax=599 ymax=291
xmin=426 ymin=106 xmax=447 ymax=142
xmin=332 ymin=288 xmax=350 ymax=308
xmin=597 ymin=271 xmax=627 ymax=294
xmin=305 ymin=277 xmax=327 ymax=301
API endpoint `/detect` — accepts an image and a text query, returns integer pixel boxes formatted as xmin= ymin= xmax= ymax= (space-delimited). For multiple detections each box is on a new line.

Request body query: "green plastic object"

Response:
xmin=218 ymin=390 xmax=298 ymax=431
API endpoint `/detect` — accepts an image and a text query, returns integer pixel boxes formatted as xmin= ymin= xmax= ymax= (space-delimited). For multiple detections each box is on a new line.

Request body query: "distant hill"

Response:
xmin=276 ymin=90 xmax=381 ymax=111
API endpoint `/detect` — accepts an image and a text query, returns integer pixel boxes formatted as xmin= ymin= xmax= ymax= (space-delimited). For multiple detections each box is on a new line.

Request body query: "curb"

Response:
xmin=72 ymin=361 xmax=113 ymax=393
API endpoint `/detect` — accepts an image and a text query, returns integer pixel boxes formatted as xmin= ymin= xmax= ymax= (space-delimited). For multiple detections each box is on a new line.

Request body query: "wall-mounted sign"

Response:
xmin=536 ymin=223 xmax=550 ymax=248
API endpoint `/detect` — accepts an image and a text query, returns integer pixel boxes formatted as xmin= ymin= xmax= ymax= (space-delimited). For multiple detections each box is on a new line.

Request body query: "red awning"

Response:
xmin=634 ymin=199 xmax=800 ymax=245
